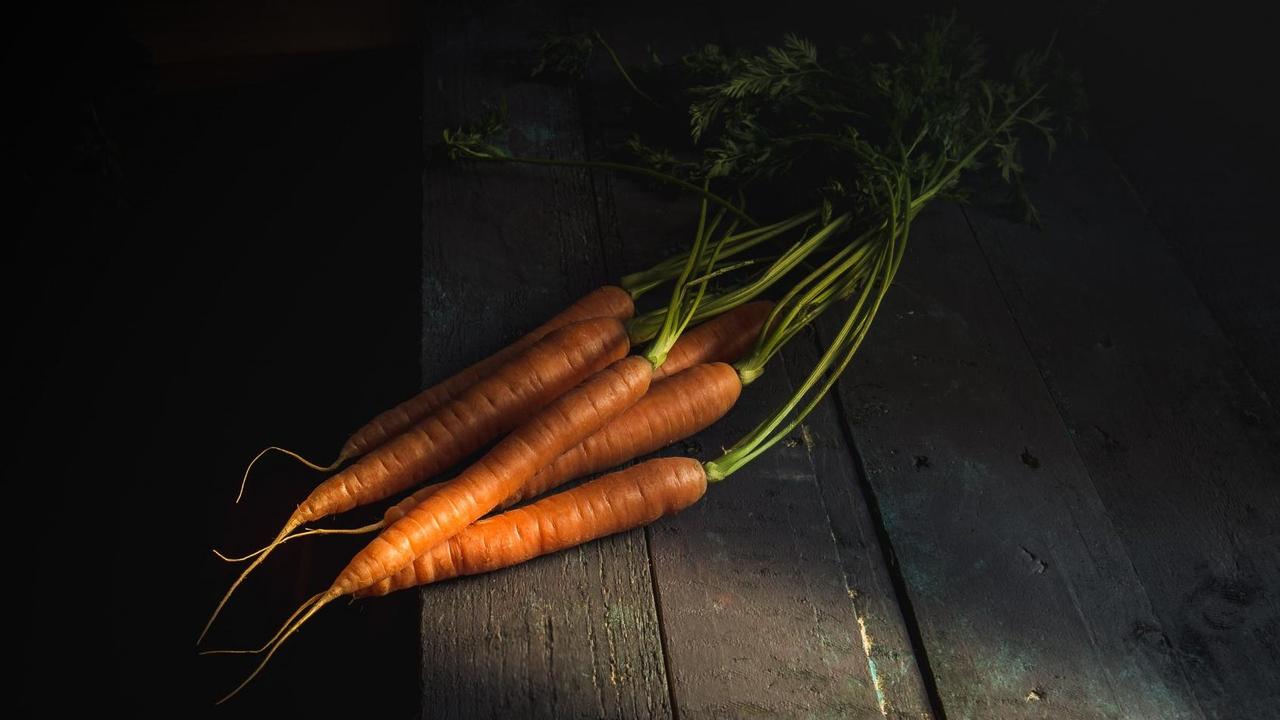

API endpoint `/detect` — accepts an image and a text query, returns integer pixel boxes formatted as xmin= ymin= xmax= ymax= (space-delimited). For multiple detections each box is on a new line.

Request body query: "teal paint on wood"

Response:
xmin=820 ymin=202 xmax=1202 ymax=719
xmin=965 ymin=144 xmax=1280 ymax=719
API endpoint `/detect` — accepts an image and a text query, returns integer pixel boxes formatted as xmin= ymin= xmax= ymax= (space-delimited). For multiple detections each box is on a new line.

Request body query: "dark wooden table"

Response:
xmin=419 ymin=8 xmax=1280 ymax=719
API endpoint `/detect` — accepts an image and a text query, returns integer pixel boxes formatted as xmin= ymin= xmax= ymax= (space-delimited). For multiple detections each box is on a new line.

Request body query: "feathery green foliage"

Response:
xmin=439 ymin=17 xmax=1081 ymax=476
xmin=625 ymin=15 xmax=1080 ymax=223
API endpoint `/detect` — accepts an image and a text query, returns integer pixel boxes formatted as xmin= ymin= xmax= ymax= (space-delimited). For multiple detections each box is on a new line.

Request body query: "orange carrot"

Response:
xmin=381 ymin=301 xmax=768 ymax=522
xmin=213 ymin=298 xmax=772 ymax=565
xmin=360 ymin=457 xmax=707 ymax=596
xmin=226 ymin=361 xmax=738 ymax=564
xmin=651 ymin=300 xmax=771 ymax=381
xmin=200 ymin=316 xmax=628 ymax=643
xmin=386 ymin=361 xmax=740 ymax=521
xmin=339 ymin=286 xmax=635 ymax=464
xmin=336 ymin=354 xmax=654 ymax=594
xmin=240 ymin=285 xmax=634 ymax=483
xmin=214 ymin=357 xmax=658 ymax=703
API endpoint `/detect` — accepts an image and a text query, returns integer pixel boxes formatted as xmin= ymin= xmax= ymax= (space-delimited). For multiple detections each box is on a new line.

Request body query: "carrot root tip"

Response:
xmin=198 ymin=519 xmax=301 ymax=646
xmin=237 ymin=446 xmax=343 ymax=504
xmin=215 ymin=591 xmax=338 ymax=705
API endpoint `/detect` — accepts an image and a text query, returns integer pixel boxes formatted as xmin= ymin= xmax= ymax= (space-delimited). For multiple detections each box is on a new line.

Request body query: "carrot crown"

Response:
xmin=627 ymin=205 xmax=838 ymax=346
xmin=732 ymin=212 xmax=864 ymax=385
xmin=642 ymin=182 xmax=738 ymax=369
xmin=707 ymin=199 xmax=910 ymax=482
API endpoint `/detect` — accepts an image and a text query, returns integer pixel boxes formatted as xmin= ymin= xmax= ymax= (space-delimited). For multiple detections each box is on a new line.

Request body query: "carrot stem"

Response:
xmin=645 ymin=182 xmax=735 ymax=368
xmin=449 ymin=148 xmax=757 ymax=228
xmin=629 ymin=210 xmax=847 ymax=345
xmin=709 ymin=201 xmax=910 ymax=481
xmin=735 ymin=222 xmax=879 ymax=383
xmin=620 ymin=209 xmax=817 ymax=298
xmin=591 ymin=29 xmax=657 ymax=106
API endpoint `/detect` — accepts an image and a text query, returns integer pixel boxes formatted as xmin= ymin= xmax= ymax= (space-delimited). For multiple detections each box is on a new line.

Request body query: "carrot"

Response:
xmin=212 ymin=208 xmax=764 ymax=570
xmin=386 ymin=361 xmax=740 ymax=522
xmin=223 ymin=219 xmax=896 ymax=701
xmin=650 ymin=300 xmax=771 ymax=381
xmin=200 ymin=316 xmax=629 ymax=643
xmin=215 ymin=186 xmax=744 ymax=698
xmin=218 ymin=360 xmax=738 ymax=566
xmin=358 ymin=214 xmax=899 ymax=600
xmin=214 ymin=355 xmax=656 ymax=703
xmin=221 ymin=458 xmax=704 ymax=700
xmin=212 ymin=298 xmax=771 ymax=561
xmin=356 ymin=217 xmax=897 ymax=600
xmin=360 ymin=457 xmax=707 ymax=596
xmin=337 ymin=354 xmax=653 ymax=593
xmin=380 ymin=300 xmax=768 ymax=522
xmin=238 ymin=285 xmax=634 ymax=490
xmin=338 ymin=286 xmax=635 ymax=464
xmin=358 ymin=213 xmax=880 ymax=604
xmin=227 ymin=359 xmax=737 ymax=565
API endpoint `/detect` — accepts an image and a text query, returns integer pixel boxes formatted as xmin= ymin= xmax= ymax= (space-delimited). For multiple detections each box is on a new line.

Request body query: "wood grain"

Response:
xmin=419 ymin=6 xmax=1278 ymax=718
xmin=965 ymin=144 xmax=1280 ymax=719
xmin=821 ymin=203 xmax=1203 ymax=719
xmin=594 ymin=126 xmax=932 ymax=717
xmin=420 ymin=9 xmax=669 ymax=719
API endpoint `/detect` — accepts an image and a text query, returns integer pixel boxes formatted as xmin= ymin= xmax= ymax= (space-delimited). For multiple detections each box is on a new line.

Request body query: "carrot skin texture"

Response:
xmin=651 ymin=300 xmax=772 ymax=381
xmin=339 ymin=285 xmax=634 ymax=461
xmin=286 ymin=317 xmax=629 ymax=533
xmin=334 ymin=354 xmax=655 ymax=594
xmin=382 ymin=304 xmax=770 ymax=523
xmin=385 ymin=362 xmax=740 ymax=522
xmin=358 ymin=457 xmax=707 ymax=596
xmin=513 ymin=362 xmax=738 ymax=506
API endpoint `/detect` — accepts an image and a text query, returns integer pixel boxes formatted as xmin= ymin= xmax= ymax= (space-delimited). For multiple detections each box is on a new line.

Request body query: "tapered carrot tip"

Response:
xmin=236 ymin=445 xmax=345 ymax=504
xmin=199 ymin=591 xmax=324 ymax=656
xmin=215 ymin=590 xmax=339 ymax=705
xmin=199 ymin=519 xmax=301 ymax=645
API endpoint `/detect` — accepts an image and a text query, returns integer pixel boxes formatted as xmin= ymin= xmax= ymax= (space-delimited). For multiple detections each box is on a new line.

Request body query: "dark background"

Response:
xmin=6 ymin=1 xmax=1276 ymax=716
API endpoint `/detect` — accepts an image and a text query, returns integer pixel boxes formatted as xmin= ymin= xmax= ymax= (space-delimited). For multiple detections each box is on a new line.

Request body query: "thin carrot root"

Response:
xmin=198 ymin=591 xmax=324 ymax=656
xmin=237 ymin=445 xmax=347 ymax=504
xmin=212 ymin=521 xmax=385 ymax=563
xmin=199 ymin=522 xmax=297 ymax=645
xmin=216 ymin=590 xmax=339 ymax=705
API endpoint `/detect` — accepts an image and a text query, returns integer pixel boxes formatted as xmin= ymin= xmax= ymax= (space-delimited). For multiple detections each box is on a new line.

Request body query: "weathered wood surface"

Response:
xmin=820 ymin=203 xmax=1203 ymax=719
xmin=423 ymin=6 xmax=1278 ymax=718
xmin=588 ymin=89 xmax=934 ymax=720
xmin=421 ymin=6 xmax=927 ymax=718
xmin=1105 ymin=127 xmax=1280 ymax=408
xmin=420 ymin=11 xmax=669 ymax=719
xmin=966 ymin=145 xmax=1280 ymax=718
xmin=640 ymin=338 xmax=931 ymax=718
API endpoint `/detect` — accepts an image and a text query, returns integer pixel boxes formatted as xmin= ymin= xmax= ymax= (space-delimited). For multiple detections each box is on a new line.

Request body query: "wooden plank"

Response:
xmin=560 ymin=26 xmax=931 ymax=712
xmin=965 ymin=144 xmax=1280 ymax=719
xmin=1103 ymin=102 xmax=1280 ymax=408
xmin=576 ymin=67 xmax=934 ymax=710
xmin=640 ymin=351 xmax=896 ymax=718
xmin=570 ymin=17 xmax=931 ymax=716
xmin=420 ymin=9 xmax=670 ymax=719
xmin=571 ymin=160 xmax=932 ymax=716
xmin=820 ymin=202 xmax=1204 ymax=719
xmin=780 ymin=334 xmax=938 ymax=720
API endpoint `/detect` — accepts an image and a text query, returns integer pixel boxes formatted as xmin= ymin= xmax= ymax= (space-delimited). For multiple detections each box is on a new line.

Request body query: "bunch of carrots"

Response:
xmin=203 ymin=19 xmax=1073 ymax=702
